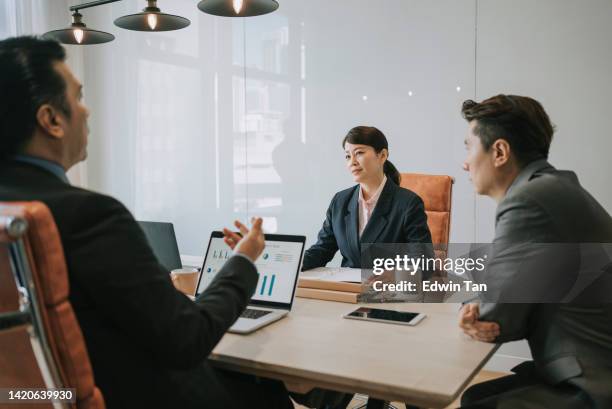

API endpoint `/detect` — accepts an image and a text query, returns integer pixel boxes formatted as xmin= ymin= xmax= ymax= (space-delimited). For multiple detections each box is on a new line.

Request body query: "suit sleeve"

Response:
xmin=65 ymin=194 xmax=258 ymax=369
xmin=302 ymin=195 xmax=339 ymax=271
xmin=478 ymin=193 xmax=560 ymax=343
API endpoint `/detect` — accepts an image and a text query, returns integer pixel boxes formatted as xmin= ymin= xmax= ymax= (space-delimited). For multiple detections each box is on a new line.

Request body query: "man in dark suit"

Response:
xmin=0 ymin=36 xmax=292 ymax=409
xmin=458 ymin=95 xmax=612 ymax=408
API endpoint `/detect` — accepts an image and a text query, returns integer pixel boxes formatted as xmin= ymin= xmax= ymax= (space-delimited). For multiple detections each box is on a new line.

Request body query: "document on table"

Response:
xmin=300 ymin=267 xmax=362 ymax=283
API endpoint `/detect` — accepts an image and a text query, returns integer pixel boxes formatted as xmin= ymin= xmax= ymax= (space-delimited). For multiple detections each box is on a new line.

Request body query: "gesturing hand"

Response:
xmin=222 ymin=217 xmax=265 ymax=262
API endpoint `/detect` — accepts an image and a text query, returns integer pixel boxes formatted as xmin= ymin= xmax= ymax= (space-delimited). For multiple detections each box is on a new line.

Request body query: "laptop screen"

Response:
xmin=196 ymin=232 xmax=305 ymax=308
xmin=138 ymin=221 xmax=182 ymax=271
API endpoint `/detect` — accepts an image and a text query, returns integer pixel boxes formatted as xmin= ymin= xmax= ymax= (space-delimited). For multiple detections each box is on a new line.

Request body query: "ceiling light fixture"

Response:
xmin=197 ymin=0 xmax=279 ymax=17
xmin=43 ymin=0 xmax=119 ymax=45
xmin=114 ymin=0 xmax=190 ymax=32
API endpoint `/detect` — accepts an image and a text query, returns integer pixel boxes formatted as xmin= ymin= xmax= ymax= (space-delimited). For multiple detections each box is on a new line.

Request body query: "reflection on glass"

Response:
xmin=232 ymin=77 xmax=288 ymax=184
xmin=235 ymin=15 xmax=289 ymax=75
xmin=232 ymin=12 xmax=315 ymax=233
xmin=233 ymin=70 xmax=293 ymax=229
xmin=134 ymin=60 xmax=200 ymax=223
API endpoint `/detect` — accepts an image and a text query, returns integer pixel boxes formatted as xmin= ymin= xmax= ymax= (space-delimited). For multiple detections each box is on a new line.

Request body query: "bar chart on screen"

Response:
xmin=212 ymin=249 xmax=230 ymax=260
xmin=259 ymin=274 xmax=277 ymax=296
xmin=248 ymin=240 xmax=303 ymax=303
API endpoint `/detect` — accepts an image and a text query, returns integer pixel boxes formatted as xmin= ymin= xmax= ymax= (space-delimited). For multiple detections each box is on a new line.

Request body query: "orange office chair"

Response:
xmin=400 ymin=172 xmax=454 ymax=260
xmin=360 ymin=174 xmax=454 ymax=409
xmin=0 ymin=202 xmax=105 ymax=409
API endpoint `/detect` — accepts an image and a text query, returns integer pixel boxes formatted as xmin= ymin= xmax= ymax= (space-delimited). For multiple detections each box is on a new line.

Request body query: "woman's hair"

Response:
xmin=342 ymin=126 xmax=400 ymax=185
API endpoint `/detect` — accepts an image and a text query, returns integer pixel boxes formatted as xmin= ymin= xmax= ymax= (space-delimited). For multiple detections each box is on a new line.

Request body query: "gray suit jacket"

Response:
xmin=479 ymin=159 xmax=612 ymax=409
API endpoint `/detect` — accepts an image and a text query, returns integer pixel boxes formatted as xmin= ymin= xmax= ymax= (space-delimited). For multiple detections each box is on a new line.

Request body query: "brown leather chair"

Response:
xmin=382 ymin=174 xmax=454 ymax=409
xmin=0 ymin=202 xmax=105 ymax=409
xmin=400 ymin=172 xmax=454 ymax=259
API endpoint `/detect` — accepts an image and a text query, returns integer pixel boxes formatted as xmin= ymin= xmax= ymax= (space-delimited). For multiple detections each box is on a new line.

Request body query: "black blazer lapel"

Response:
xmin=344 ymin=187 xmax=361 ymax=262
xmin=360 ymin=180 xmax=396 ymax=244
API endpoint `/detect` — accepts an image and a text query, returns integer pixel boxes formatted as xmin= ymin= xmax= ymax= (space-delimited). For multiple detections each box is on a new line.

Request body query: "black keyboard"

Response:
xmin=240 ymin=309 xmax=272 ymax=319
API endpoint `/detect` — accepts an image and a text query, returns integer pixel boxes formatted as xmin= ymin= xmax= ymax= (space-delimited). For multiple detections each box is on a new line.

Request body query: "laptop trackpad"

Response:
xmin=230 ymin=309 xmax=286 ymax=334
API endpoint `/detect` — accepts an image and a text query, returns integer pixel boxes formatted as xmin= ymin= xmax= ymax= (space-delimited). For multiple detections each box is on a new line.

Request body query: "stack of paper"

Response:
xmin=297 ymin=267 xmax=363 ymax=303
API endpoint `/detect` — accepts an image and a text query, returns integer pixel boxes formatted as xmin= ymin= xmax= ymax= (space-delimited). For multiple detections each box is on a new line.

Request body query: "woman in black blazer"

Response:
xmin=302 ymin=126 xmax=433 ymax=271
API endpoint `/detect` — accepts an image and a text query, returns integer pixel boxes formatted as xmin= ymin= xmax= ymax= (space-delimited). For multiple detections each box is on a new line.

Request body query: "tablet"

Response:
xmin=343 ymin=307 xmax=426 ymax=326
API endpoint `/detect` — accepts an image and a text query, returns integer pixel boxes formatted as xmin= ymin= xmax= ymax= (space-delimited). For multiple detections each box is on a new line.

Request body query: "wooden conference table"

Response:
xmin=210 ymin=298 xmax=498 ymax=408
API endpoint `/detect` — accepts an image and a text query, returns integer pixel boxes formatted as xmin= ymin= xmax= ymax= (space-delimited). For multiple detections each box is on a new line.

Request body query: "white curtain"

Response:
xmin=0 ymin=0 xmax=87 ymax=187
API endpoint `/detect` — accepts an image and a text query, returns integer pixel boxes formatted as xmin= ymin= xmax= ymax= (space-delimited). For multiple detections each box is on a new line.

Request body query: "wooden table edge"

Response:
xmin=209 ymin=346 xmax=498 ymax=408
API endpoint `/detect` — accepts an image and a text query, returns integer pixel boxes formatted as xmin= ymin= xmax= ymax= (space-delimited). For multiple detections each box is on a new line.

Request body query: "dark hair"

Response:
xmin=461 ymin=94 xmax=554 ymax=166
xmin=342 ymin=126 xmax=400 ymax=185
xmin=0 ymin=36 xmax=70 ymax=160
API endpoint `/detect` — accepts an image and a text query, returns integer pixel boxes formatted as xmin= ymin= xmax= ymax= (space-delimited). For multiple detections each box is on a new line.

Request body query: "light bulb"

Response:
xmin=73 ymin=28 xmax=84 ymax=44
xmin=233 ymin=0 xmax=243 ymax=15
xmin=147 ymin=13 xmax=158 ymax=30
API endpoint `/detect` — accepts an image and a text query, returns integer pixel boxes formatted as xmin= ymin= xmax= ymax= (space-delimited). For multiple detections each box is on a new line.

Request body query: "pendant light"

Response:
xmin=43 ymin=9 xmax=115 ymax=45
xmin=197 ymin=0 xmax=279 ymax=17
xmin=114 ymin=0 xmax=190 ymax=31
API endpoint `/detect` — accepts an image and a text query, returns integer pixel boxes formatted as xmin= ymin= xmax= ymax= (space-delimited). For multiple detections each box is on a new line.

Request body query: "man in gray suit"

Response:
xmin=457 ymin=95 xmax=612 ymax=409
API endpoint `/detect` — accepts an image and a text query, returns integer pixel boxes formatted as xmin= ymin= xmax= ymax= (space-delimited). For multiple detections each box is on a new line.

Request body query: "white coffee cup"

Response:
xmin=171 ymin=267 xmax=199 ymax=296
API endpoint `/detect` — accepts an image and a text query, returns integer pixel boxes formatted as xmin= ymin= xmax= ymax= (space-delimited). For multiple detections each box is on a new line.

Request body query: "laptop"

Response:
xmin=138 ymin=221 xmax=183 ymax=271
xmin=195 ymin=231 xmax=306 ymax=334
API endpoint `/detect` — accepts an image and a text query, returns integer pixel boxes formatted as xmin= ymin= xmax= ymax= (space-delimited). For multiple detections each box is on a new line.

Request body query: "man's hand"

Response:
xmin=459 ymin=303 xmax=500 ymax=342
xmin=222 ymin=217 xmax=265 ymax=262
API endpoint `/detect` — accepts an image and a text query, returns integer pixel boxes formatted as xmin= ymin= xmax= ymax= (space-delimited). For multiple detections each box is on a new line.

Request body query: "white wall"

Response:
xmin=474 ymin=0 xmax=612 ymax=241
xmin=474 ymin=0 xmax=612 ymax=369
